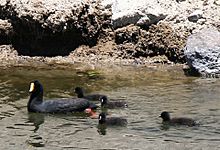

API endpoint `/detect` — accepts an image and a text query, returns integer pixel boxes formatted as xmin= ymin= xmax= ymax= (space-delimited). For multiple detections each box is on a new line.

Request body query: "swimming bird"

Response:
xmin=98 ymin=112 xmax=127 ymax=126
xmin=28 ymin=80 xmax=98 ymax=113
xmin=100 ymin=96 xmax=128 ymax=109
xmin=159 ymin=111 xmax=197 ymax=126
xmin=74 ymin=87 xmax=105 ymax=101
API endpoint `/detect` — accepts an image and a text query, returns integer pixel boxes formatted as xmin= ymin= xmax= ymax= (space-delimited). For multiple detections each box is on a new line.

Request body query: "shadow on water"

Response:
xmin=97 ymin=124 xmax=128 ymax=136
xmin=160 ymin=123 xmax=170 ymax=131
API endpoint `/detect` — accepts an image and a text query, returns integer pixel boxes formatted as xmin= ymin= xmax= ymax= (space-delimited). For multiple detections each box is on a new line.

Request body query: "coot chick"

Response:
xmin=28 ymin=80 xmax=97 ymax=113
xmin=159 ymin=111 xmax=197 ymax=127
xmin=74 ymin=87 xmax=105 ymax=101
xmin=100 ymin=96 xmax=128 ymax=109
xmin=98 ymin=112 xmax=127 ymax=126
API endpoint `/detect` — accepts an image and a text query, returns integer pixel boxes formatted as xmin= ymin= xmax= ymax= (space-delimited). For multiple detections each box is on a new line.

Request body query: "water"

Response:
xmin=0 ymin=66 xmax=220 ymax=150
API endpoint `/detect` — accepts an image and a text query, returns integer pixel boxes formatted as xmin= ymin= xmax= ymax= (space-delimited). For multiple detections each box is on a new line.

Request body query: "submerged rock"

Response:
xmin=184 ymin=27 xmax=220 ymax=77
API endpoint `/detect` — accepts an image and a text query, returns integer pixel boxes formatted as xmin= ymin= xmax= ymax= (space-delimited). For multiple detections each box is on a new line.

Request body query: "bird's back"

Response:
xmin=84 ymin=94 xmax=103 ymax=101
xmin=106 ymin=117 xmax=127 ymax=126
xmin=170 ymin=117 xmax=197 ymax=126
xmin=39 ymin=98 xmax=91 ymax=113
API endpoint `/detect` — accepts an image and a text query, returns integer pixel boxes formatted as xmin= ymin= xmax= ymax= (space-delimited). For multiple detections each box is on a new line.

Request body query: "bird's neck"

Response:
xmin=77 ymin=92 xmax=84 ymax=98
xmin=99 ymin=119 xmax=106 ymax=124
xmin=101 ymin=100 xmax=108 ymax=107
xmin=163 ymin=117 xmax=171 ymax=122
xmin=28 ymin=91 xmax=43 ymax=111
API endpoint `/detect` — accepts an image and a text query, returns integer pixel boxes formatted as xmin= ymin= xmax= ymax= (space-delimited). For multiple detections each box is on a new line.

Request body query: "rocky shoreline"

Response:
xmin=0 ymin=0 xmax=220 ymax=72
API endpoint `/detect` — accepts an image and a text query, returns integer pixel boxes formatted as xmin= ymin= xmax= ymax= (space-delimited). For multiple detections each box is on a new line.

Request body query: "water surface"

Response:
xmin=0 ymin=66 xmax=220 ymax=149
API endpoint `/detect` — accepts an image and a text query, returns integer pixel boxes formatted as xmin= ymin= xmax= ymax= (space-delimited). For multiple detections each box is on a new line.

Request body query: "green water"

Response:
xmin=0 ymin=66 xmax=220 ymax=149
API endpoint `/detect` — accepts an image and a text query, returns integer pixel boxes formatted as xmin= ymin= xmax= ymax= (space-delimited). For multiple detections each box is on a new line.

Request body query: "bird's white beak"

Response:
xmin=29 ymin=83 xmax=35 ymax=92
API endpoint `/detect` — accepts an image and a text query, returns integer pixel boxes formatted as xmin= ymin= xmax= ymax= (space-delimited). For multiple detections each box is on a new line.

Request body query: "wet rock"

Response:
xmin=0 ymin=0 xmax=112 ymax=56
xmin=188 ymin=10 xmax=203 ymax=23
xmin=184 ymin=27 xmax=220 ymax=77
xmin=0 ymin=19 xmax=14 ymax=44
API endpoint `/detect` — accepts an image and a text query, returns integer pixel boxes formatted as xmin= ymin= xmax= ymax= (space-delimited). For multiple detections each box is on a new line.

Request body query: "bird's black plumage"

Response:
xmin=98 ymin=112 xmax=127 ymax=126
xmin=74 ymin=87 xmax=105 ymax=101
xmin=100 ymin=96 xmax=128 ymax=109
xmin=28 ymin=80 xmax=97 ymax=113
xmin=159 ymin=111 xmax=198 ymax=127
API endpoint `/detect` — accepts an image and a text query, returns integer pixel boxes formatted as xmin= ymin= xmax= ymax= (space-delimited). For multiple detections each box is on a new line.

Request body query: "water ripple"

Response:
xmin=0 ymin=67 xmax=220 ymax=149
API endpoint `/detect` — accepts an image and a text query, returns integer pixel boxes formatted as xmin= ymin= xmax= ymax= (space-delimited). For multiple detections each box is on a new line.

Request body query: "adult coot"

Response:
xmin=159 ymin=111 xmax=198 ymax=126
xmin=100 ymin=96 xmax=128 ymax=109
xmin=98 ymin=112 xmax=127 ymax=126
xmin=28 ymin=80 xmax=97 ymax=113
xmin=74 ymin=87 xmax=105 ymax=101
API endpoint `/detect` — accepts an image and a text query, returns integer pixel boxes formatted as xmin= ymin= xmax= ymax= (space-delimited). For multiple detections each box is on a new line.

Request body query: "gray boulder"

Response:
xmin=184 ymin=27 xmax=220 ymax=77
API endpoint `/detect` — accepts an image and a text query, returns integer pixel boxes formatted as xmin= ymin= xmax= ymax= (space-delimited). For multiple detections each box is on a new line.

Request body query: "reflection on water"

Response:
xmin=97 ymin=124 xmax=107 ymax=135
xmin=27 ymin=113 xmax=45 ymax=132
xmin=0 ymin=66 xmax=220 ymax=149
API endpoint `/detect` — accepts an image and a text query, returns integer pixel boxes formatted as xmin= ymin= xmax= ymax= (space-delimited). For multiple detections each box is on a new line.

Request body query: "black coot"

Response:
xmin=74 ymin=87 xmax=105 ymax=101
xmin=100 ymin=96 xmax=128 ymax=109
xmin=98 ymin=112 xmax=127 ymax=126
xmin=159 ymin=111 xmax=198 ymax=126
xmin=28 ymin=80 xmax=97 ymax=113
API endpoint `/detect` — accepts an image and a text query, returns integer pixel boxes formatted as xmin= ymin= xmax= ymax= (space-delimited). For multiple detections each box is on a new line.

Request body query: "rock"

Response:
xmin=188 ymin=10 xmax=203 ymax=22
xmin=136 ymin=23 xmax=187 ymax=63
xmin=102 ymin=0 xmax=220 ymax=34
xmin=0 ymin=0 xmax=112 ymax=56
xmin=176 ymin=0 xmax=186 ymax=2
xmin=112 ymin=23 xmax=187 ymax=63
xmin=214 ymin=0 xmax=220 ymax=6
xmin=0 ymin=45 xmax=18 ymax=66
xmin=102 ymin=0 xmax=167 ymax=28
xmin=0 ymin=19 xmax=14 ymax=44
xmin=136 ymin=14 xmax=166 ymax=27
xmin=115 ymin=25 xmax=140 ymax=44
xmin=0 ymin=0 xmax=219 ymax=66
xmin=184 ymin=27 xmax=220 ymax=77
